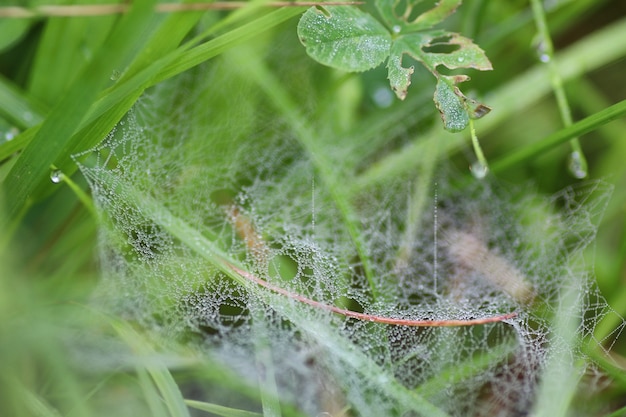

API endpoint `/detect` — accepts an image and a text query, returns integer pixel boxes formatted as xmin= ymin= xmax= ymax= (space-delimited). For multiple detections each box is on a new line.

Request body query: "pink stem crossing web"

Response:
xmin=227 ymin=263 xmax=517 ymax=327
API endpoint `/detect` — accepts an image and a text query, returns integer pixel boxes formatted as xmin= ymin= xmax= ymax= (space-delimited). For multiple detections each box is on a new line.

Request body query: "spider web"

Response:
xmin=75 ymin=62 xmax=623 ymax=417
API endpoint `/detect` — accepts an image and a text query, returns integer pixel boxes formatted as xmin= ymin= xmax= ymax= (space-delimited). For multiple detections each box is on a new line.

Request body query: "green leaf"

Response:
xmin=375 ymin=0 xmax=462 ymax=32
xmin=297 ymin=6 xmax=392 ymax=72
xmin=387 ymin=42 xmax=414 ymax=100
xmin=433 ymin=77 xmax=468 ymax=132
xmin=391 ymin=31 xmax=492 ymax=130
xmin=0 ymin=18 xmax=32 ymax=52
xmin=297 ymin=3 xmax=492 ymax=131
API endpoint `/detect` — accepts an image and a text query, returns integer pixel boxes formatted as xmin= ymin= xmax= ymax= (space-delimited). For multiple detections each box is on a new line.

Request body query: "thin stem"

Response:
xmin=0 ymin=2 xmax=363 ymax=18
xmin=50 ymin=166 xmax=98 ymax=219
xmin=469 ymin=118 xmax=489 ymax=179
xmin=227 ymin=262 xmax=518 ymax=327
xmin=530 ymin=0 xmax=588 ymax=178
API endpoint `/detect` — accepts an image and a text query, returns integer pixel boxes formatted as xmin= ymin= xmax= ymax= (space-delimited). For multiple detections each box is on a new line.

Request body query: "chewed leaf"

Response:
xmin=375 ymin=0 xmax=462 ymax=32
xmin=387 ymin=43 xmax=414 ymax=100
xmin=297 ymin=6 xmax=392 ymax=72
xmin=297 ymin=4 xmax=492 ymax=131
xmin=390 ymin=31 xmax=492 ymax=130
xmin=419 ymin=31 xmax=492 ymax=71
xmin=392 ymin=31 xmax=492 ymax=79
xmin=434 ymin=78 xmax=468 ymax=132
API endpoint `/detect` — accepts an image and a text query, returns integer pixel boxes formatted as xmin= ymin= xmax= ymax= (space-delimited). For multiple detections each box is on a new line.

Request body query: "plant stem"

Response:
xmin=530 ymin=0 xmax=588 ymax=178
xmin=228 ymin=262 xmax=518 ymax=327
xmin=0 ymin=2 xmax=364 ymax=18
xmin=469 ymin=118 xmax=489 ymax=178
xmin=50 ymin=166 xmax=98 ymax=219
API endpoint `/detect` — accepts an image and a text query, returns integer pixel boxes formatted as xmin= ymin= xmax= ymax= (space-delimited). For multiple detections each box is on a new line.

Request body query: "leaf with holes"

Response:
xmin=391 ymin=31 xmax=492 ymax=131
xmin=375 ymin=0 xmax=462 ymax=32
xmin=297 ymin=2 xmax=493 ymax=132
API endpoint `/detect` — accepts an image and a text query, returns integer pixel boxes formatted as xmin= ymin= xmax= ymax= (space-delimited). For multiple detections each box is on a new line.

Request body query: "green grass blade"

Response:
xmin=1 ymin=0 xmax=158 ymax=229
xmin=0 ymin=7 xmax=303 ymax=169
xmin=27 ymin=9 xmax=120 ymax=106
xmin=490 ymin=99 xmax=626 ymax=173
xmin=111 ymin=318 xmax=192 ymax=417
xmin=155 ymin=7 xmax=305 ymax=83
xmin=532 ymin=286 xmax=585 ymax=417
xmin=0 ymin=73 xmax=46 ymax=128
xmin=415 ymin=337 xmax=519 ymax=399
xmin=186 ymin=400 xmax=262 ymax=417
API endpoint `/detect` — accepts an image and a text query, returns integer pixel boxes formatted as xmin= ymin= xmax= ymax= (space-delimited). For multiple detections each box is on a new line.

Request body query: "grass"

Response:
xmin=1 ymin=0 xmax=626 ymax=416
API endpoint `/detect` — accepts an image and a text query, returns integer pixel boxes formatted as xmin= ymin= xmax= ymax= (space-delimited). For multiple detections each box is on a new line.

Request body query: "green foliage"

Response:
xmin=298 ymin=1 xmax=492 ymax=131
xmin=1 ymin=1 xmax=626 ymax=417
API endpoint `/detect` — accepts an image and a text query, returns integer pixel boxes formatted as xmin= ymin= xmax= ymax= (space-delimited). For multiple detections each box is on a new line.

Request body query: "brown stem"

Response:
xmin=0 ymin=2 xmax=364 ymax=18
xmin=228 ymin=262 xmax=517 ymax=327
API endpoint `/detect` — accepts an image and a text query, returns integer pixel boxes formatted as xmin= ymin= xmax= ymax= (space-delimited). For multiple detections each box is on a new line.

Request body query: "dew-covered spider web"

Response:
xmin=75 ymin=61 xmax=624 ymax=417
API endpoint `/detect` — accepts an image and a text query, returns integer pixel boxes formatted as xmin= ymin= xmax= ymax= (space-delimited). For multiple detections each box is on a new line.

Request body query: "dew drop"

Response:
xmin=50 ymin=169 xmax=64 ymax=183
xmin=110 ymin=69 xmax=121 ymax=81
xmin=392 ymin=25 xmax=401 ymax=34
xmin=470 ymin=161 xmax=489 ymax=179
xmin=535 ymin=40 xmax=550 ymax=63
xmin=457 ymin=56 xmax=465 ymax=63
xmin=4 ymin=127 xmax=19 ymax=141
xmin=371 ymin=86 xmax=394 ymax=108
xmin=568 ymin=151 xmax=588 ymax=179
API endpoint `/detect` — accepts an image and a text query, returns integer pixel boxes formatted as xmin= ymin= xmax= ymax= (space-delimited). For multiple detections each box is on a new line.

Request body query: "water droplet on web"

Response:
xmin=392 ymin=25 xmax=401 ymax=34
xmin=457 ymin=56 xmax=465 ymax=63
xmin=50 ymin=169 xmax=64 ymax=183
xmin=568 ymin=151 xmax=588 ymax=179
xmin=470 ymin=161 xmax=489 ymax=179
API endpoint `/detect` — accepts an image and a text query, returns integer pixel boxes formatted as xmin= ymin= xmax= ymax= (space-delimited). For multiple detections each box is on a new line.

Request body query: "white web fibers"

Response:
xmin=75 ymin=64 xmax=623 ymax=416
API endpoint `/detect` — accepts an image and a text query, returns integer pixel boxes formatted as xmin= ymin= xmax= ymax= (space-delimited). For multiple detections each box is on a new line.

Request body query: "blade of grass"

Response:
xmin=1 ymin=0 xmax=158 ymax=233
xmin=16 ymin=383 xmax=63 ymax=417
xmin=0 ymin=7 xmax=304 ymax=167
xmin=154 ymin=7 xmax=304 ymax=84
xmin=185 ymin=400 xmax=263 ymax=417
xmin=0 ymin=2 xmax=362 ymax=18
xmin=111 ymin=318 xmax=192 ymax=417
xmin=27 ymin=4 xmax=121 ymax=106
xmin=254 ymin=327 xmax=282 ymax=417
xmin=532 ymin=285 xmax=585 ymax=417
xmin=489 ymin=98 xmax=626 ymax=173
xmin=415 ymin=337 xmax=519 ymax=398
xmin=530 ymin=0 xmax=587 ymax=178
xmin=605 ymin=405 xmax=626 ymax=417
xmin=0 ymin=73 xmax=46 ymax=128
xmin=136 ymin=364 xmax=172 ymax=417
